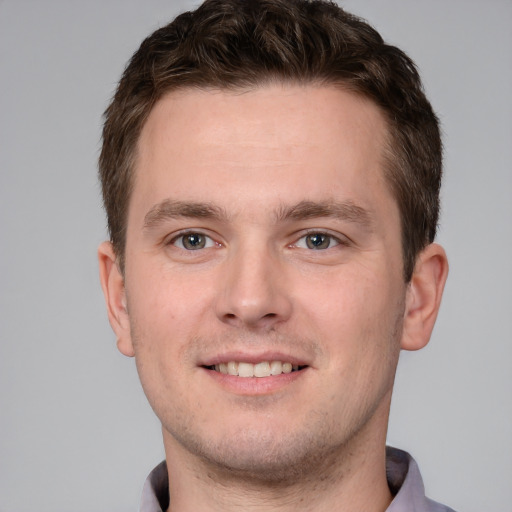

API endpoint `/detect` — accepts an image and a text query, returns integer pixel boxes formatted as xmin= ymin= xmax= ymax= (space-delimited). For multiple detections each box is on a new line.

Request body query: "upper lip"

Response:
xmin=198 ymin=350 xmax=311 ymax=367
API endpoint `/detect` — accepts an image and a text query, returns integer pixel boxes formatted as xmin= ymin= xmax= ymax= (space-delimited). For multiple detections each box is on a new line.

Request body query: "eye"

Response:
xmin=296 ymin=232 xmax=340 ymax=250
xmin=172 ymin=232 xmax=215 ymax=250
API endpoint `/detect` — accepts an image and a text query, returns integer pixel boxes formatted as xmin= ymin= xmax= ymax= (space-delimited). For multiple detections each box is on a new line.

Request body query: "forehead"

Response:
xmin=132 ymin=84 xmax=393 ymax=218
xmin=140 ymin=83 xmax=388 ymax=149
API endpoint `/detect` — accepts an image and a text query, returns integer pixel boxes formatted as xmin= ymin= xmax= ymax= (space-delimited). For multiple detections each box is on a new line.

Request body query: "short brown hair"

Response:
xmin=99 ymin=0 xmax=442 ymax=281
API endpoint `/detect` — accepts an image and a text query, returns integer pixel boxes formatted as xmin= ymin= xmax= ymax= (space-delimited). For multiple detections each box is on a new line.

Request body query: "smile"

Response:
xmin=204 ymin=361 xmax=307 ymax=378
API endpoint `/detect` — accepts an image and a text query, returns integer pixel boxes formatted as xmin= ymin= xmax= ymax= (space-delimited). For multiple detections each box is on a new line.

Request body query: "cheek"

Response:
xmin=302 ymin=265 xmax=404 ymax=360
xmin=127 ymin=259 xmax=213 ymax=329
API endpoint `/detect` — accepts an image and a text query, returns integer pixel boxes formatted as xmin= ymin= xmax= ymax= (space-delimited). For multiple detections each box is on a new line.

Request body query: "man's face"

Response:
xmin=112 ymin=85 xmax=410 ymax=478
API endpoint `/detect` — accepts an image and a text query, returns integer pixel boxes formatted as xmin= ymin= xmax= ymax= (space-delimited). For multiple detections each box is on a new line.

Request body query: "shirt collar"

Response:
xmin=139 ymin=447 xmax=454 ymax=512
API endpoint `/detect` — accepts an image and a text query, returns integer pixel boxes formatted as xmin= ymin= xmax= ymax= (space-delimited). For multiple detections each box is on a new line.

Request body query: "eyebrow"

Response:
xmin=143 ymin=199 xmax=228 ymax=230
xmin=275 ymin=200 xmax=374 ymax=230
xmin=143 ymin=198 xmax=374 ymax=231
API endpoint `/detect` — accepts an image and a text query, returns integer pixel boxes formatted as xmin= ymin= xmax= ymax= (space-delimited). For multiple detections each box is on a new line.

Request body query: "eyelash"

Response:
xmin=168 ymin=231 xmax=219 ymax=250
xmin=292 ymin=230 xmax=348 ymax=251
xmin=167 ymin=229 xmax=348 ymax=252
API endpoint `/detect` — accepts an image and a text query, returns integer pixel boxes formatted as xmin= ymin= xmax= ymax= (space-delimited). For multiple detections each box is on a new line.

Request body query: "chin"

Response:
xmin=166 ymin=416 xmax=354 ymax=485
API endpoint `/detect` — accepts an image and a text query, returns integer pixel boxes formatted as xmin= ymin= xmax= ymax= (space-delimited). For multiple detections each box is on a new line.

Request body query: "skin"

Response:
xmin=99 ymin=84 xmax=448 ymax=512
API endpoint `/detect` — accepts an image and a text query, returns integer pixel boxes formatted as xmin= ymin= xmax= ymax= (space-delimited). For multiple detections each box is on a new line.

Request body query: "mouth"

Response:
xmin=202 ymin=361 xmax=308 ymax=378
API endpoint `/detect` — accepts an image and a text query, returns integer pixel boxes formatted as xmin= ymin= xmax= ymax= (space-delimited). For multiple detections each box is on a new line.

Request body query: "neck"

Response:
xmin=162 ymin=404 xmax=393 ymax=512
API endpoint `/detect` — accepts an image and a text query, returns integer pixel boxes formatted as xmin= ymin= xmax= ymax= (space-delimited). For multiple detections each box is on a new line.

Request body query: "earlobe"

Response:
xmin=97 ymin=241 xmax=135 ymax=357
xmin=401 ymin=243 xmax=449 ymax=351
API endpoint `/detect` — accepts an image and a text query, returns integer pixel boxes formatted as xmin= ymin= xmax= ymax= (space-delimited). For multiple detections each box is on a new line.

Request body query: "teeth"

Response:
xmin=254 ymin=362 xmax=270 ymax=377
xmin=238 ymin=362 xmax=254 ymax=377
xmin=227 ymin=361 xmax=239 ymax=376
xmin=213 ymin=360 xmax=303 ymax=378
xmin=270 ymin=361 xmax=282 ymax=375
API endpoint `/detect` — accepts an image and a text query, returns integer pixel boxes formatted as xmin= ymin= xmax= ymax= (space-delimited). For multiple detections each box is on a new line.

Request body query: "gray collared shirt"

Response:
xmin=139 ymin=447 xmax=457 ymax=512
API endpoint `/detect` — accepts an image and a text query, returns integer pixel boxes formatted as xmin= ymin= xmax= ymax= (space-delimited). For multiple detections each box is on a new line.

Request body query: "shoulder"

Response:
xmin=425 ymin=497 xmax=458 ymax=512
xmin=386 ymin=447 xmax=458 ymax=512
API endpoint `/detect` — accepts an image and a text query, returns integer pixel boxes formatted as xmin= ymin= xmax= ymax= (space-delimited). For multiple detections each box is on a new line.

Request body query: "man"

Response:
xmin=98 ymin=0 xmax=451 ymax=510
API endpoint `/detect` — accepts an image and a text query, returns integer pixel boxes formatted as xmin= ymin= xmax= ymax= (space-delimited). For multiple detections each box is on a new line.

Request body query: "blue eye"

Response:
xmin=173 ymin=233 xmax=215 ymax=250
xmin=297 ymin=233 xmax=340 ymax=250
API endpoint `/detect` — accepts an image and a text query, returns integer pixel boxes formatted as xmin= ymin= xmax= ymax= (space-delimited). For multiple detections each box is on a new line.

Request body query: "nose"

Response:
xmin=215 ymin=244 xmax=293 ymax=330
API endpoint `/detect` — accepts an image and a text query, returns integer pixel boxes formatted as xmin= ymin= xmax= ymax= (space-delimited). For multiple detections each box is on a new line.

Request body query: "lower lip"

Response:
xmin=202 ymin=367 xmax=308 ymax=395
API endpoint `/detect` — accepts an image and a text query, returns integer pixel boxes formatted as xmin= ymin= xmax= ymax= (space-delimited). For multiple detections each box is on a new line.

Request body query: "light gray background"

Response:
xmin=1 ymin=1 xmax=510 ymax=511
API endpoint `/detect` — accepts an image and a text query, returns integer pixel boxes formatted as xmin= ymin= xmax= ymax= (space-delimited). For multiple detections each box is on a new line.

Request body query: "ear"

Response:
xmin=98 ymin=241 xmax=135 ymax=357
xmin=401 ymin=243 xmax=449 ymax=351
